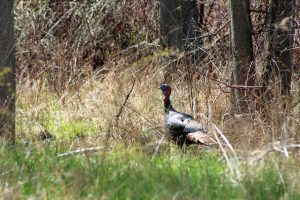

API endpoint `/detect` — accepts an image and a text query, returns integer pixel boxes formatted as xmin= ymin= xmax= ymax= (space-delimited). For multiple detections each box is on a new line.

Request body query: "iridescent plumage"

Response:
xmin=159 ymin=83 xmax=215 ymax=146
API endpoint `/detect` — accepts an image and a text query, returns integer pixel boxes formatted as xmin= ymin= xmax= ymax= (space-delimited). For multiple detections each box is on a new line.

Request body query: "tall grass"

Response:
xmin=1 ymin=144 xmax=300 ymax=199
xmin=7 ymin=0 xmax=300 ymax=199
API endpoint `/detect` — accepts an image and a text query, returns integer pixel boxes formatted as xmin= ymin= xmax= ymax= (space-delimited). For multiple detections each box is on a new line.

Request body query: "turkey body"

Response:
xmin=165 ymin=108 xmax=208 ymax=146
xmin=159 ymin=83 xmax=215 ymax=146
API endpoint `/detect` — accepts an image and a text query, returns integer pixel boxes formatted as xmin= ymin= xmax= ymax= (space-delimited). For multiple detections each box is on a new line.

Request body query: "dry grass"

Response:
xmin=4 ymin=1 xmax=300 ymax=198
xmin=14 ymin=0 xmax=300 ymax=155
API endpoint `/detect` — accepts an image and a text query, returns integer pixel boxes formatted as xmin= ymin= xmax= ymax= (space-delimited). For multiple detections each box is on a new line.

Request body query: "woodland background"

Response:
xmin=0 ymin=0 xmax=300 ymax=199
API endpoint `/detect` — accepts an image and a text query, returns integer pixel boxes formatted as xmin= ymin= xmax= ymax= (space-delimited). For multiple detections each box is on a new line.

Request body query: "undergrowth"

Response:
xmin=1 ymin=144 xmax=300 ymax=200
xmin=6 ymin=0 xmax=300 ymax=199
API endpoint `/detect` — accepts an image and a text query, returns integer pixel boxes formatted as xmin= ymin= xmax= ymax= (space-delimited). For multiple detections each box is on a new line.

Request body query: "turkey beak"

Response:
xmin=158 ymin=83 xmax=163 ymax=89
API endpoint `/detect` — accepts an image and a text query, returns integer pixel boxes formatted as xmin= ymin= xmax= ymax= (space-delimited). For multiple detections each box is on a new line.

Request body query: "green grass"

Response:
xmin=13 ymin=72 xmax=300 ymax=200
xmin=11 ymin=0 xmax=300 ymax=199
xmin=1 ymin=143 xmax=299 ymax=199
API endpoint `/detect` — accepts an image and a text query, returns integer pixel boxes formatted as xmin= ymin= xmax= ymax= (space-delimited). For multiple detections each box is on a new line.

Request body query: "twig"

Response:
xmin=207 ymin=75 xmax=265 ymax=90
xmin=151 ymin=135 xmax=165 ymax=161
xmin=286 ymin=144 xmax=300 ymax=148
xmin=249 ymin=9 xmax=269 ymax=14
xmin=43 ymin=7 xmax=76 ymax=39
xmin=215 ymin=79 xmax=265 ymax=90
xmin=197 ymin=71 xmax=265 ymax=90
xmin=212 ymin=124 xmax=241 ymax=182
xmin=196 ymin=20 xmax=230 ymax=39
xmin=58 ymin=146 xmax=104 ymax=157
xmin=281 ymin=46 xmax=300 ymax=53
xmin=115 ymin=79 xmax=136 ymax=126
xmin=292 ymin=99 xmax=300 ymax=109
xmin=211 ymin=126 xmax=235 ymax=177
xmin=247 ymin=142 xmax=300 ymax=164
xmin=125 ymin=105 xmax=164 ymax=137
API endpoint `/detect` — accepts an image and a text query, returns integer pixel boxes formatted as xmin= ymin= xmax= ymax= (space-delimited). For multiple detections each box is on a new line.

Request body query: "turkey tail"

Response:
xmin=187 ymin=131 xmax=217 ymax=145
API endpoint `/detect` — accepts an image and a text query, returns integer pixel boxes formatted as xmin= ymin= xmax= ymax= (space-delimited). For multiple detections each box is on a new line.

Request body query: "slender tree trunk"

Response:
xmin=263 ymin=0 xmax=295 ymax=97
xmin=230 ymin=0 xmax=255 ymax=113
xmin=0 ymin=0 xmax=16 ymax=143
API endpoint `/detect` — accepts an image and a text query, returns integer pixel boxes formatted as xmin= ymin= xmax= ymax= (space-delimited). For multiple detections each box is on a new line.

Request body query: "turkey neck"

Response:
xmin=163 ymin=95 xmax=174 ymax=113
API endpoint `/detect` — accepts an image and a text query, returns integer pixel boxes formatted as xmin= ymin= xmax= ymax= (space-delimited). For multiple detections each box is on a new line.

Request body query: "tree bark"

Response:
xmin=160 ymin=0 xmax=204 ymax=51
xmin=230 ymin=0 xmax=255 ymax=113
xmin=160 ymin=0 xmax=204 ymax=82
xmin=182 ymin=0 xmax=204 ymax=64
xmin=159 ymin=0 xmax=184 ymax=49
xmin=263 ymin=0 xmax=295 ymax=97
xmin=0 ymin=0 xmax=16 ymax=143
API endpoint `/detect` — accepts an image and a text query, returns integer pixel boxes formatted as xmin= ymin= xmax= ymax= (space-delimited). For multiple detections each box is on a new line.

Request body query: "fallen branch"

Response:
xmin=247 ymin=142 xmax=300 ymax=164
xmin=58 ymin=146 xmax=104 ymax=157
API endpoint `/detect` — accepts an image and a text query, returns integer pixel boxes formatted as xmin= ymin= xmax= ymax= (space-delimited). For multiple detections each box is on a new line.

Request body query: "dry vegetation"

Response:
xmin=15 ymin=0 xmax=300 ymax=152
xmin=0 ymin=0 xmax=299 ymax=198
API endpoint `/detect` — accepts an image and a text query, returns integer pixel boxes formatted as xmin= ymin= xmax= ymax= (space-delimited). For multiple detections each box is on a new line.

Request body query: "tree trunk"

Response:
xmin=160 ymin=0 xmax=204 ymax=82
xmin=0 ymin=0 xmax=16 ymax=143
xmin=263 ymin=0 xmax=295 ymax=97
xmin=159 ymin=0 xmax=184 ymax=49
xmin=160 ymin=0 xmax=204 ymax=52
xmin=182 ymin=0 xmax=204 ymax=63
xmin=230 ymin=0 xmax=255 ymax=113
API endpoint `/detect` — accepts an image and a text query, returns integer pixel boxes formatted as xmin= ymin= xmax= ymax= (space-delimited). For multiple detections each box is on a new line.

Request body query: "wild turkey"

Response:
xmin=159 ymin=83 xmax=216 ymax=146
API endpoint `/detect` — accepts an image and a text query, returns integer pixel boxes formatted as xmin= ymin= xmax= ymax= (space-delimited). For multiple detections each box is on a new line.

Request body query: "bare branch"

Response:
xmin=196 ymin=20 xmax=230 ymax=39
xmin=115 ymin=79 xmax=136 ymax=126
